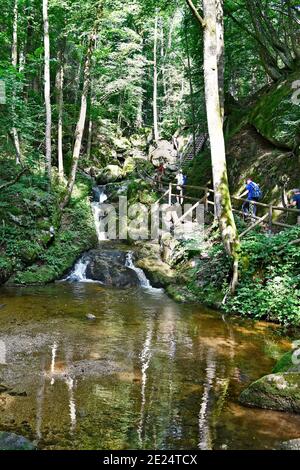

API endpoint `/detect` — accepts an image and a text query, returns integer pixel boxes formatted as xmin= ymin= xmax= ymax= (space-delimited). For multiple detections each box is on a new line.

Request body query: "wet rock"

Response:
xmin=0 ymin=383 xmax=10 ymax=393
xmin=85 ymin=250 xmax=140 ymax=288
xmin=9 ymin=386 xmax=28 ymax=397
xmin=150 ymin=140 xmax=178 ymax=168
xmin=86 ymin=313 xmax=96 ymax=320
xmin=279 ymin=439 xmax=300 ymax=450
xmin=0 ymin=432 xmax=36 ymax=450
xmin=239 ymin=372 xmax=300 ymax=413
xmin=97 ymin=165 xmax=122 ymax=184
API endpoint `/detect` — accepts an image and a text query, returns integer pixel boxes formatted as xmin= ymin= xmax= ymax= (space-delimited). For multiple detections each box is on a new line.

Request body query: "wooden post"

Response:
xmin=204 ymin=187 xmax=209 ymax=212
xmin=268 ymin=204 xmax=273 ymax=232
xmin=168 ymin=183 xmax=172 ymax=206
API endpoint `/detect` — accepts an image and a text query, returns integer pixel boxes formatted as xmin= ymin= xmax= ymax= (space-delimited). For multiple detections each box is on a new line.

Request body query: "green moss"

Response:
xmin=1 ymin=166 xmax=97 ymax=286
xmin=249 ymin=71 xmax=300 ymax=149
xmin=272 ymin=351 xmax=294 ymax=374
xmin=239 ymin=372 xmax=300 ymax=413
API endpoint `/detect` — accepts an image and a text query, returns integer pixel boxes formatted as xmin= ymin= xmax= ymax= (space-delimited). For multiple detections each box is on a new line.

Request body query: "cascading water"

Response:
xmin=125 ymin=252 xmax=152 ymax=289
xmin=65 ymin=186 xmax=156 ymax=290
xmin=65 ymin=258 xmax=89 ymax=282
xmin=92 ymin=185 xmax=109 ymax=242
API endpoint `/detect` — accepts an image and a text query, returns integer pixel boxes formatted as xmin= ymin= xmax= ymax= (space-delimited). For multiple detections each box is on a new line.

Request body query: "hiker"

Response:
xmin=175 ymin=169 xmax=186 ymax=204
xmin=290 ymin=189 xmax=300 ymax=225
xmin=240 ymin=178 xmax=262 ymax=217
xmin=156 ymin=162 xmax=165 ymax=190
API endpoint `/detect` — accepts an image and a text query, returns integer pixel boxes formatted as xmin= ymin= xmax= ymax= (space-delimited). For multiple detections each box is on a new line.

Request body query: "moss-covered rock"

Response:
xmin=0 ymin=432 xmax=36 ymax=450
xmin=249 ymin=71 xmax=300 ymax=149
xmin=4 ymin=174 xmax=97 ymax=286
xmin=97 ymin=164 xmax=122 ymax=184
xmin=239 ymin=372 xmax=300 ymax=413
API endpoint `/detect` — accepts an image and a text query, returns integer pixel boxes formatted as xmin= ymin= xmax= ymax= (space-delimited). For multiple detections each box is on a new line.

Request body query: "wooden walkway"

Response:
xmin=154 ymin=182 xmax=300 ymax=238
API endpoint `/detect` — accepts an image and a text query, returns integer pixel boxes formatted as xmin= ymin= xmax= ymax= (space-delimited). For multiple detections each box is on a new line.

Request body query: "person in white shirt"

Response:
xmin=175 ymin=169 xmax=185 ymax=204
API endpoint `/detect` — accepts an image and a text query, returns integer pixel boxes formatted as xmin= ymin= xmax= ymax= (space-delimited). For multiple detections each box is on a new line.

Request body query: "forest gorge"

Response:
xmin=0 ymin=0 xmax=300 ymax=451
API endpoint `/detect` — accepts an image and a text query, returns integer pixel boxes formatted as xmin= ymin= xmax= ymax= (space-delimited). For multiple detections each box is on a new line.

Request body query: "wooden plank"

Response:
xmin=272 ymin=221 xmax=295 ymax=229
xmin=240 ymin=213 xmax=269 ymax=238
xmin=174 ymin=201 xmax=201 ymax=227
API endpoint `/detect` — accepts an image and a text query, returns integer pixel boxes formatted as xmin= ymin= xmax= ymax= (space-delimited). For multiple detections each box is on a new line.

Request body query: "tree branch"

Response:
xmin=185 ymin=0 xmax=206 ymax=28
xmin=0 ymin=168 xmax=29 ymax=191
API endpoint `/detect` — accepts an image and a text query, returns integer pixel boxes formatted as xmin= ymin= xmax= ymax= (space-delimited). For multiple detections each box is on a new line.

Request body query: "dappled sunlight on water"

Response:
xmin=0 ymin=282 xmax=299 ymax=450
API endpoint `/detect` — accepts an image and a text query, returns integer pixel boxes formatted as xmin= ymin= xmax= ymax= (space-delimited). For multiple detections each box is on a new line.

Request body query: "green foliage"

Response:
xmin=0 ymin=160 xmax=96 ymax=285
xmin=187 ymin=225 xmax=300 ymax=326
xmin=225 ymin=228 xmax=300 ymax=325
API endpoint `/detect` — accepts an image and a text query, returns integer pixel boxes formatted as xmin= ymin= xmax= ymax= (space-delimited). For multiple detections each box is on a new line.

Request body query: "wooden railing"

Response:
xmin=155 ymin=181 xmax=300 ymax=237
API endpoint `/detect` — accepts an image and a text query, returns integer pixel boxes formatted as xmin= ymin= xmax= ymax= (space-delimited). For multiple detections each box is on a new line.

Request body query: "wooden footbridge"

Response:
xmin=154 ymin=182 xmax=300 ymax=237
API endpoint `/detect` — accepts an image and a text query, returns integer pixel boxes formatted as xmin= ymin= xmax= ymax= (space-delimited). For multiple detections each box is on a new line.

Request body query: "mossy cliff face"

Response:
xmin=249 ymin=71 xmax=300 ymax=150
xmin=239 ymin=350 xmax=300 ymax=414
xmin=0 ymin=165 xmax=97 ymax=286
xmin=187 ymin=72 xmax=300 ymax=203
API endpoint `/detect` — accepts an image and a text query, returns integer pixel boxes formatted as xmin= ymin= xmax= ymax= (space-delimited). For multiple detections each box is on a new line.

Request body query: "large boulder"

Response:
xmin=150 ymin=140 xmax=178 ymax=168
xmin=249 ymin=71 xmax=300 ymax=149
xmin=97 ymin=165 xmax=122 ymax=184
xmin=239 ymin=350 xmax=300 ymax=413
xmin=239 ymin=372 xmax=300 ymax=413
xmin=0 ymin=432 xmax=36 ymax=450
xmin=85 ymin=250 xmax=140 ymax=288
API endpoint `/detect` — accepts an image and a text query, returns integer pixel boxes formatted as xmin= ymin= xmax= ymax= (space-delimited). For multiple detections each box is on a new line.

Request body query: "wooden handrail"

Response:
xmin=167 ymin=182 xmax=300 ymax=214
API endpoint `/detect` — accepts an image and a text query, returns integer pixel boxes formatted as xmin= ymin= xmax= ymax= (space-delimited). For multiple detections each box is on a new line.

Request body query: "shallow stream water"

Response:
xmin=0 ymin=283 xmax=299 ymax=450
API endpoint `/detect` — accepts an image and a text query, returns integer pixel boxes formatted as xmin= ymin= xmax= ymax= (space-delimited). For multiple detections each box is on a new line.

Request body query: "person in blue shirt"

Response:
xmin=291 ymin=189 xmax=300 ymax=225
xmin=240 ymin=178 xmax=260 ymax=217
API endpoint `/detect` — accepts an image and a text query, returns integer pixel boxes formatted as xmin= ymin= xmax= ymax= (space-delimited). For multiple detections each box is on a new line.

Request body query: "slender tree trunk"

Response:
xmin=43 ymin=0 xmax=52 ymax=184
xmin=184 ymin=22 xmax=196 ymax=158
xmin=216 ymin=0 xmax=224 ymax=122
xmin=203 ymin=0 xmax=240 ymax=293
xmin=86 ymin=119 xmax=93 ymax=160
xmin=153 ymin=13 xmax=160 ymax=143
xmin=56 ymin=48 xmax=64 ymax=182
xmin=60 ymin=34 xmax=95 ymax=209
xmin=11 ymin=0 xmax=22 ymax=165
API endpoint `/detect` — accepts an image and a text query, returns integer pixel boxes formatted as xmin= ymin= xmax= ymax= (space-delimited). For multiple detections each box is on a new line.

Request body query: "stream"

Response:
xmin=0 ymin=185 xmax=300 ymax=450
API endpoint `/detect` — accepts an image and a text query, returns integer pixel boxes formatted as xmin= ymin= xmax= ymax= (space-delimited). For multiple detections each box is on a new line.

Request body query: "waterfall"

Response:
xmin=125 ymin=252 xmax=152 ymax=289
xmin=66 ymin=258 xmax=88 ymax=282
xmin=92 ymin=185 xmax=109 ymax=242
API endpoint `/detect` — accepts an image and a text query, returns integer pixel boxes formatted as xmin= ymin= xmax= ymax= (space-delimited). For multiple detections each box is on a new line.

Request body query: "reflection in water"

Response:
xmin=65 ymin=376 xmax=77 ymax=432
xmin=138 ymin=323 xmax=153 ymax=445
xmin=50 ymin=342 xmax=58 ymax=386
xmin=198 ymin=349 xmax=216 ymax=450
xmin=0 ymin=282 xmax=299 ymax=450
xmin=36 ymin=357 xmax=46 ymax=442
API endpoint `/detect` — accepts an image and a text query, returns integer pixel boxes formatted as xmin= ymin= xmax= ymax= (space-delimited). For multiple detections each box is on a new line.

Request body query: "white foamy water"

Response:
xmin=92 ymin=186 xmax=109 ymax=242
xmin=66 ymin=258 xmax=88 ymax=282
xmin=125 ymin=252 xmax=152 ymax=289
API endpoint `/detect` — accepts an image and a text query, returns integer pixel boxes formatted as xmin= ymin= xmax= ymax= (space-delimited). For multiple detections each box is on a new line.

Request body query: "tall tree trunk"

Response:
xmin=153 ymin=13 xmax=160 ymax=143
xmin=216 ymin=0 xmax=224 ymax=122
xmin=11 ymin=0 xmax=22 ymax=165
xmin=56 ymin=48 xmax=64 ymax=182
xmin=86 ymin=119 xmax=93 ymax=160
xmin=203 ymin=0 xmax=240 ymax=293
xmin=43 ymin=0 xmax=52 ymax=184
xmin=184 ymin=22 xmax=196 ymax=158
xmin=60 ymin=34 xmax=95 ymax=209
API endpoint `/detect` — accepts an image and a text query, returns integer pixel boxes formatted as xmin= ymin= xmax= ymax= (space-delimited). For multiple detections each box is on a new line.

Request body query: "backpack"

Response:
xmin=251 ymin=182 xmax=262 ymax=200
xmin=182 ymin=175 xmax=188 ymax=186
